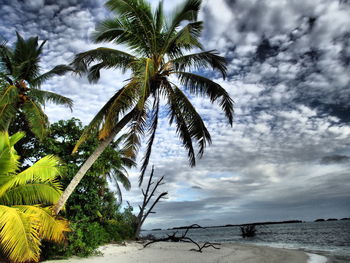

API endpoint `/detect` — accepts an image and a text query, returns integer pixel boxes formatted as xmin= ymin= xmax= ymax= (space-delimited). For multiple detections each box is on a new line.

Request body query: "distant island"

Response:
xmin=144 ymin=218 xmax=350 ymax=231
xmin=165 ymin=220 xmax=303 ymax=231
xmin=315 ymin=218 xmax=350 ymax=222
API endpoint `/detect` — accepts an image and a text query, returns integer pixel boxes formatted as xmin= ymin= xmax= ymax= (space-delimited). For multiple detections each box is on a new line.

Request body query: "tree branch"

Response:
xmin=143 ymin=224 xmax=221 ymax=252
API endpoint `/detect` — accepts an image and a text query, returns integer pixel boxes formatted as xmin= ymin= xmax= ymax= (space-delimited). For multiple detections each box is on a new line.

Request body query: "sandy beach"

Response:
xmin=44 ymin=241 xmax=328 ymax=263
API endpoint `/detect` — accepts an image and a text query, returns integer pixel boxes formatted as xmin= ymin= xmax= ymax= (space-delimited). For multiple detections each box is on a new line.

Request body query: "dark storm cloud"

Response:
xmin=321 ymin=155 xmax=350 ymax=164
xmin=203 ymin=0 xmax=350 ymax=122
xmin=0 ymin=0 xmax=105 ymax=65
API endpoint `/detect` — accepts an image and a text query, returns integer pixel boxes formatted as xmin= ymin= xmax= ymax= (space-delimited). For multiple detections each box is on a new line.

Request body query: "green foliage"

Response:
xmin=41 ymin=207 xmax=137 ymax=259
xmin=16 ymin=118 xmax=137 ymax=259
xmin=0 ymin=33 xmax=73 ymax=139
xmin=0 ymin=131 xmax=69 ymax=263
xmin=42 ymin=222 xmax=109 ymax=258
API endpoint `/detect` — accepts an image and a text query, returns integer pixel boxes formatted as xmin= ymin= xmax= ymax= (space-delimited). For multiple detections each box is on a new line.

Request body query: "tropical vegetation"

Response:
xmin=54 ymin=0 xmax=233 ymax=214
xmin=15 ymin=118 xmax=137 ymax=258
xmin=0 ymin=33 xmax=73 ymax=139
xmin=0 ymin=0 xmax=233 ymax=261
xmin=0 ymin=131 xmax=69 ymax=263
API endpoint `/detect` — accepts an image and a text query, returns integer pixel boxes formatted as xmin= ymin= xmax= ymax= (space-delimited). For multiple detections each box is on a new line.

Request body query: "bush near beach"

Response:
xmin=10 ymin=118 xmax=138 ymax=259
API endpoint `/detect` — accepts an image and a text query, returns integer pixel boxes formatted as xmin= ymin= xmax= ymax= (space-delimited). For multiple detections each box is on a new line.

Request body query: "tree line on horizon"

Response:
xmin=0 ymin=0 xmax=233 ymax=262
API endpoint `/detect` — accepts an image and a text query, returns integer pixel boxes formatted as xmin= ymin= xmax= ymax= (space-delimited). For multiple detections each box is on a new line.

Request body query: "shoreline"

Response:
xmin=44 ymin=241 xmax=328 ymax=263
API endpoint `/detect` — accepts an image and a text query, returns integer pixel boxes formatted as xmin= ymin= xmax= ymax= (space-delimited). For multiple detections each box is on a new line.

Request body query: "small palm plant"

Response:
xmin=54 ymin=0 xmax=233 ymax=214
xmin=0 ymin=131 xmax=69 ymax=263
xmin=0 ymin=33 xmax=73 ymax=139
xmin=104 ymin=135 xmax=136 ymax=205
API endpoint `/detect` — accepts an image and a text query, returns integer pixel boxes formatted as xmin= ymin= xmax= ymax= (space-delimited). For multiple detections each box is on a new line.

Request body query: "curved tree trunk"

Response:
xmin=53 ymin=110 xmax=136 ymax=215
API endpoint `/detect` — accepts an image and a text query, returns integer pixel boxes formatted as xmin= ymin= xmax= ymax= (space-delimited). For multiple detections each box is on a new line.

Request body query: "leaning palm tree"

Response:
xmin=54 ymin=0 xmax=233 ymax=214
xmin=0 ymin=33 xmax=73 ymax=139
xmin=0 ymin=131 xmax=69 ymax=263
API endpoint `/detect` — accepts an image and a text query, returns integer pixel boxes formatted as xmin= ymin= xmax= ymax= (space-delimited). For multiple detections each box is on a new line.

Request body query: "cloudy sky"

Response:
xmin=1 ymin=0 xmax=349 ymax=229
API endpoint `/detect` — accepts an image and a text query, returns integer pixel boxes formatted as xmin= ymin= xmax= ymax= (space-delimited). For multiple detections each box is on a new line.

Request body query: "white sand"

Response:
xmin=44 ymin=241 xmax=328 ymax=263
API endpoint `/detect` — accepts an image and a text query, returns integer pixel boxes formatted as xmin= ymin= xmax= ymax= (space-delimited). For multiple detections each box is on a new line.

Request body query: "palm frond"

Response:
xmin=96 ymin=57 xmax=152 ymax=142
xmin=120 ymin=156 xmax=137 ymax=168
xmin=139 ymin=97 xmax=159 ymax=185
xmin=94 ymin=18 xmax=152 ymax=56
xmin=22 ymin=99 xmax=49 ymax=140
xmin=0 ymin=155 xmax=61 ymax=196
xmin=73 ymin=85 xmax=138 ymax=152
xmin=29 ymin=89 xmax=73 ymax=110
xmin=165 ymin=82 xmax=196 ymax=166
xmin=0 ymin=41 xmax=14 ymax=76
xmin=0 ymin=131 xmax=68 ymax=262
xmin=166 ymin=0 xmax=201 ymax=36
xmin=105 ymin=0 xmax=155 ymax=54
xmin=170 ymin=50 xmax=227 ymax=78
xmin=16 ymin=154 xmax=61 ymax=180
xmin=72 ymin=47 xmax=135 ymax=82
xmin=0 ymin=132 xmax=21 ymax=178
xmin=93 ymin=18 xmax=127 ymax=43
xmin=0 ymin=205 xmax=40 ymax=263
xmin=8 ymin=132 xmax=25 ymax=148
xmin=31 ymin=65 xmax=73 ymax=87
xmin=73 ymin=93 xmax=121 ymax=152
xmin=174 ymin=71 xmax=234 ymax=125
xmin=166 ymin=21 xmax=203 ymax=56
xmin=123 ymin=108 xmax=148 ymax=163
xmin=154 ymin=1 xmax=164 ymax=33
xmin=15 ymin=205 xmax=70 ymax=242
xmin=0 ymin=85 xmax=18 ymax=131
xmin=99 ymin=82 xmax=140 ymax=140
xmin=121 ymin=59 xmax=153 ymax=169
xmin=111 ymin=169 xmax=131 ymax=190
xmin=0 ymin=183 xmax=62 ymax=206
xmin=169 ymin=83 xmax=211 ymax=157
xmin=115 ymin=181 xmax=123 ymax=205
xmin=13 ymin=33 xmax=41 ymax=81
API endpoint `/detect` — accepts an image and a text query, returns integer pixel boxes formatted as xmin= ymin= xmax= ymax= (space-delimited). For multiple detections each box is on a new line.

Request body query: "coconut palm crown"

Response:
xmin=73 ymin=0 xmax=233 ymax=181
xmin=0 ymin=33 xmax=73 ymax=139
xmin=54 ymin=0 xmax=233 ymax=215
xmin=0 ymin=131 xmax=69 ymax=263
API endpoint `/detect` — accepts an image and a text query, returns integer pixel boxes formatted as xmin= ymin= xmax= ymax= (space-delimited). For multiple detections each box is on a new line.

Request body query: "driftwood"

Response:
xmin=144 ymin=224 xmax=221 ymax=253
xmin=135 ymin=166 xmax=168 ymax=238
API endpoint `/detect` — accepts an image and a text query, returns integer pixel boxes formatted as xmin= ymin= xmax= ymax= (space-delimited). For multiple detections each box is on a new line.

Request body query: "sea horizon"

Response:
xmin=142 ymin=220 xmax=350 ymax=263
xmin=143 ymin=217 xmax=350 ymax=231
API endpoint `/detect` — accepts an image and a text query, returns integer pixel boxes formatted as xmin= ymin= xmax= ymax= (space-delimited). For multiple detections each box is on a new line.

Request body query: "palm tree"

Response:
xmin=0 ymin=131 xmax=69 ymax=263
xmin=0 ymin=33 xmax=73 ymax=139
xmin=104 ymin=135 xmax=136 ymax=205
xmin=54 ymin=0 xmax=233 ymax=214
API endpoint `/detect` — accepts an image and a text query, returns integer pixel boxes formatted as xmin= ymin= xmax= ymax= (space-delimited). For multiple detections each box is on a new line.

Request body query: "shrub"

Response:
xmin=240 ymin=224 xmax=257 ymax=238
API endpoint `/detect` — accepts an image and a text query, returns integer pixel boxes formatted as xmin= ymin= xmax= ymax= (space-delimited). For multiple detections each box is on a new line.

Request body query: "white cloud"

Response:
xmin=1 ymin=0 xmax=349 ymax=228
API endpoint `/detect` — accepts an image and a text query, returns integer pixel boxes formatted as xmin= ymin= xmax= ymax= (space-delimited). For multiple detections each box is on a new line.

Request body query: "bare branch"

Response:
xmin=143 ymin=224 xmax=221 ymax=252
xmin=135 ymin=167 xmax=168 ymax=239
xmin=141 ymin=191 xmax=167 ymax=226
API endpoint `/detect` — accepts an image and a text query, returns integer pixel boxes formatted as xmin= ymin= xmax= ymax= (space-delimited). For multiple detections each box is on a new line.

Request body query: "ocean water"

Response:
xmin=142 ymin=221 xmax=350 ymax=263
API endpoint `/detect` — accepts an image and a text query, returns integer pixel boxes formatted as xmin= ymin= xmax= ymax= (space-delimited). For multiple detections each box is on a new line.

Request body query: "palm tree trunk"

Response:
xmin=53 ymin=131 xmax=116 ymax=214
xmin=53 ymin=110 xmax=136 ymax=215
